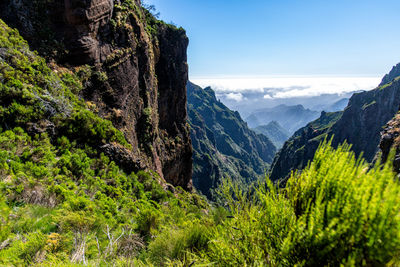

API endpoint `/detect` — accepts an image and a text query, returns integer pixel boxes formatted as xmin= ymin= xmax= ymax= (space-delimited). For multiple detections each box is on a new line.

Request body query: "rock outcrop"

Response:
xmin=380 ymin=63 xmax=400 ymax=86
xmin=188 ymin=82 xmax=276 ymax=198
xmin=378 ymin=112 xmax=400 ymax=173
xmin=270 ymin=68 xmax=400 ymax=181
xmin=0 ymin=0 xmax=192 ymax=189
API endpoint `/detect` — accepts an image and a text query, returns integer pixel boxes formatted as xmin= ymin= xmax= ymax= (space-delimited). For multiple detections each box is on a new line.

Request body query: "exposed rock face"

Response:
xmin=188 ymin=82 xmax=276 ymax=198
xmin=270 ymin=74 xmax=400 ymax=181
xmin=380 ymin=63 xmax=400 ymax=86
xmin=378 ymin=113 xmax=400 ymax=173
xmin=0 ymin=0 xmax=192 ymax=189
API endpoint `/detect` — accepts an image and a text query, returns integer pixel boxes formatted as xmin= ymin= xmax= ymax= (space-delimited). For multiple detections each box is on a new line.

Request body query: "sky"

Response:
xmin=143 ymin=0 xmax=400 ymax=99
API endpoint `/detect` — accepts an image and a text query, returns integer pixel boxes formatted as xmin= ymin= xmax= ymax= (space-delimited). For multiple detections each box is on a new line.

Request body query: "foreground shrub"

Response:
xmin=200 ymin=141 xmax=400 ymax=266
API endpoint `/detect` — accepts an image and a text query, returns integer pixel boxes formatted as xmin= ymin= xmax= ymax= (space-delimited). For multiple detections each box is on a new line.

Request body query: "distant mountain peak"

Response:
xmin=380 ymin=62 xmax=400 ymax=86
xmin=187 ymin=82 xmax=276 ymax=198
xmin=253 ymin=121 xmax=290 ymax=148
xmin=245 ymin=104 xmax=320 ymax=133
xmin=268 ymin=121 xmax=281 ymax=127
xmin=270 ymin=67 xmax=400 ymax=181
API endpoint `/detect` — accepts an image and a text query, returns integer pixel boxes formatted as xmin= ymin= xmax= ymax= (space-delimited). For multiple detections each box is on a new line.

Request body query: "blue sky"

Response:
xmin=143 ymin=0 xmax=400 ymax=78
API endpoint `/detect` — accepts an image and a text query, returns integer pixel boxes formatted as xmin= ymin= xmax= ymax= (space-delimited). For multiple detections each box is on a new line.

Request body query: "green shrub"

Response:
xmin=199 ymin=141 xmax=400 ymax=266
xmin=147 ymin=223 xmax=210 ymax=265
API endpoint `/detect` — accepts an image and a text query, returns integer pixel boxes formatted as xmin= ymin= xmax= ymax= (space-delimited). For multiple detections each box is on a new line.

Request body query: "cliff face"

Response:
xmin=0 ymin=0 xmax=192 ymax=188
xmin=380 ymin=63 xmax=400 ymax=86
xmin=378 ymin=112 xmax=400 ymax=173
xmin=188 ymin=82 xmax=276 ymax=198
xmin=270 ymin=72 xmax=400 ymax=181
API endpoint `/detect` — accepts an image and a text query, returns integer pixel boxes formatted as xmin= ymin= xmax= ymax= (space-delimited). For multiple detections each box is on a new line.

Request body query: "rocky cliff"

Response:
xmin=380 ymin=63 xmax=400 ymax=86
xmin=270 ymin=69 xmax=400 ymax=181
xmin=0 ymin=0 xmax=192 ymax=188
xmin=188 ymin=82 xmax=276 ymax=198
xmin=378 ymin=112 xmax=400 ymax=173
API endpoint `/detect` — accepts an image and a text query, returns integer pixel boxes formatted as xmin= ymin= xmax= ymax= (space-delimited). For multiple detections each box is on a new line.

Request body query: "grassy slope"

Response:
xmin=0 ymin=19 xmax=210 ymax=266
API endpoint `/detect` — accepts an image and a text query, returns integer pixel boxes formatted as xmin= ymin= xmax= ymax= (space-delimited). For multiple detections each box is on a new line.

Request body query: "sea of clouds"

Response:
xmin=190 ymin=76 xmax=381 ymax=117
xmin=191 ymin=76 xmax=380 ymax=100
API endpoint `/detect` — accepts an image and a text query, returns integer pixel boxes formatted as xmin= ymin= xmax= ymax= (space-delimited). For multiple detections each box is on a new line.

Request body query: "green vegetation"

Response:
xmin=2 ymin=127 xmax=400 ymax=265
xmin=192 ymin=141 xmax=400 ymax=266
xmin=0 ymin=127 xmax=210 ymax=266
xmin=253 ymin=121 xmax=290 ymax=148
xmin=0 ymin=19 xmax=128 ymax=149
xmin=112 ymin=0 xmax=183 ymax=40
xmin=188 ymin=82 xmax=276 ymax=199
xmin=1 ymin=8 xmax=400 ymax=267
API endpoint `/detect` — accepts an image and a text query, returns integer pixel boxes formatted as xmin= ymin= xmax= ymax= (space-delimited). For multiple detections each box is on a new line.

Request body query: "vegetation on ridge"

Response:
xmin=188 ymin=81 xmax=276 ymax=199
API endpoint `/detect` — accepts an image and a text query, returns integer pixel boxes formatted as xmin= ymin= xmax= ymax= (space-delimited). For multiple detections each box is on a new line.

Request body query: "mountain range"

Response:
xmin=246 ymin=104 xmax=320 ymax=133
xmin=1 ymin=1 xmax=400 ymax=265
xmin=187 ymin=82 xmax=276 ymax=198
xmin=270 ymin=67 xmax=400 ymax=181
xmin=253 ymin=121 xmax=290 ymax=148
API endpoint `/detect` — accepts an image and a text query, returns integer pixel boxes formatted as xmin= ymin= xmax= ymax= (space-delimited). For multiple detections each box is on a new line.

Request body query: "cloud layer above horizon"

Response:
xmin=191 ymin=76 xmax=381 ymax=101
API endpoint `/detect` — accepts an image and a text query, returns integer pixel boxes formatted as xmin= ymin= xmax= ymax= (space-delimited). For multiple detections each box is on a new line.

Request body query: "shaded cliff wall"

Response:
xmin=0 ymin=0 xmax=192 ymax=188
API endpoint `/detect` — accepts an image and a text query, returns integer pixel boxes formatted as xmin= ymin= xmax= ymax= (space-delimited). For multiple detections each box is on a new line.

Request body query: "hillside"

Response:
xmin=270 ymin=68 xmax=400 ymax=181
xmin=0 ymin=15 xmax=213 ymax=265
xmin=246 ymin=104 xmax=320 ymax=133
xmin=253 ymin=121 xmax=290 ymax=148
xmin=188 ymin=82 xmax=276 ymax=198
xmin=0 ymin=0 xmax=192 ymax=188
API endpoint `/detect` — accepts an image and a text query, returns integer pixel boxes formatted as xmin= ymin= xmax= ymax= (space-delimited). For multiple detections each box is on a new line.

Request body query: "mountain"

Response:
xmin=270 ymin=67 xmax=400 ymax=181
xmin=0 ymin=2 xmax=399 ymax=266
xmin=378 ymin=112 xmax=400 ymax=173
xmin=326 ymin=98 xmax=349 ymax=112
xmin=380 ymin=63 xmax=400 ymax=86
xmin=253 ymin=121 xmax=290 ymax=148
xmin=0 ymin=0 xmax=192 ymax=188
xmin=187 ymin=82 xmax=276 ymax=198
xmin=245 ymin=104 xmax=320 ymax=133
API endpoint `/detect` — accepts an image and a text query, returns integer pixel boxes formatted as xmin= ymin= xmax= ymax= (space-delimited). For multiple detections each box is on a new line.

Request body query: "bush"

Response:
xmin=147 ymin=223 xmax=210 ymax=265
xmin=200 ymin=141 xmax=400 ymax=266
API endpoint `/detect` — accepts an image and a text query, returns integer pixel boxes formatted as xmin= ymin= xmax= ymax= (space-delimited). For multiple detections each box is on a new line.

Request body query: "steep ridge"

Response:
xmin=253 ymin=121 xmax=290 ymax=148
xmin=187 ymin=82 xmax=276 ymax=198
xmin=270 ymin=69 xmax=400 ymax=181
xmin=246 ymin=104 xmax=320 ymax=133
xmin=326 ymin=98 xmax=349 ymax=112
xmin=380 ymin=63 xmax=400 ymax=86
xmin=0 ymin=0 xmax=192 ymax=188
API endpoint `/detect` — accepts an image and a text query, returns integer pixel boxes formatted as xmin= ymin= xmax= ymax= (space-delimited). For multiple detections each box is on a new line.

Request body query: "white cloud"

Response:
xmin=191 ymin=76 xmax=381 ymax=99
xmin=225 ymin=92 xmax=245 ymax=102
xmin=263 ymin=94 xmax=273 ymax=99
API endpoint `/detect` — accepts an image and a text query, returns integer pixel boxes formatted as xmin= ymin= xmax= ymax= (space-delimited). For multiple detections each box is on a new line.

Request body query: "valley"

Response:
xmin=0 ymin=0 xmax=400 ymax=266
